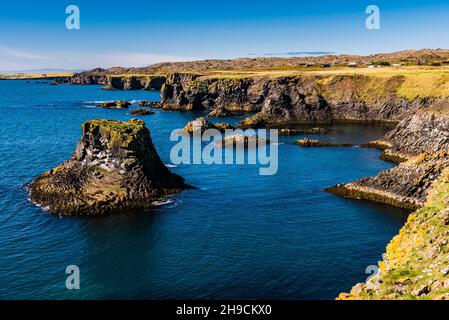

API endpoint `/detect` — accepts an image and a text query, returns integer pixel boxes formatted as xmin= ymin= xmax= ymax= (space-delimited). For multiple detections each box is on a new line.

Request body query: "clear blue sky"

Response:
xmin=1 ymin=0 xmax=449 ymax=71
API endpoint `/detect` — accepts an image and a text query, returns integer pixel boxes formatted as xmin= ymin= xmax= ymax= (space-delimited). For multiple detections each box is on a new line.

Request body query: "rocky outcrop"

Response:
xmin=139 ymin=101 xmax=161 ymax=108
xmin=103 ymin=75 xmax=166 ymax=90
xmin=338 ymin=168 xmax=449 ymax=300
xmin=182 ymin=117 xmax=234 ymax=133
xmin=54 ymin=68 xmax=107 ymax=85
xmin=28 ymin=119 xmax=187 ymax=216
xmin=295 ymin=138 xmax=353 ymax=147
xmin=218 ymin=134 xmax=269 ymax=147
xmin=207 ymin=108 xmax=233 ymax=118
xmin=327 ymin=151 xmax=449 ymax=210
xmin=98 ymin=101 xmax=131 ymax=109
xmin=161 ymin=73 xmax=420 ymax=124
xmin=384 ymin=107 xmax=449 ymax=157
xmin=130 ymin=108 xmax=155 ymax=116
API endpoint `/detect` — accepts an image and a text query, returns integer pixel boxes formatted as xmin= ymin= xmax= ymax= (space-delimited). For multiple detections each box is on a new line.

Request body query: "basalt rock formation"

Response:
xmin=161 ymin=73 xmax=418 ymax=124
xmin=28 ymin=119 xmax=187 ymax=216
xmin=103 ymin=75 xmax=166 ymax=91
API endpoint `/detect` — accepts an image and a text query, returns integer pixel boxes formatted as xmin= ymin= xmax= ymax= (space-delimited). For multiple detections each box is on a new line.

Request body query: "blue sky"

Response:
xmin=1 ymin=0 xmax=449 ymax=71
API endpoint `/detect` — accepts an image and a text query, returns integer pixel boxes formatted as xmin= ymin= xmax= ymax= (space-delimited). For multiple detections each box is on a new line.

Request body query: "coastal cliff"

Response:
xmin=338 ymin=168 xmax=449 ymax=300
xmin=160 ymin=72 xmax=420 ymax=124
xmin=28 ymin=119 xmax=187 ymax=216
xmin=103 ymin=75 xmax=166 ymax=90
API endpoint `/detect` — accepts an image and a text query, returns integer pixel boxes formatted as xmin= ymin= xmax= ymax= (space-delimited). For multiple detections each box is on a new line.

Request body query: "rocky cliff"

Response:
xmin=28 ymin=119 xmax=187 ymax=216
xmin=103 ymin=75 xmax=166 ymax=90
xmin=161 ymin=73 xmax=420 ymax=124
xmin=338 ymin=168 xmax=449 ymax=300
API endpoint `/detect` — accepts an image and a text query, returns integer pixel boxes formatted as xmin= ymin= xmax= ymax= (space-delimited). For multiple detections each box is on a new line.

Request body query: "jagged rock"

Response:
xmin=183 ymin=117 xmax=234 ymax=133
xmin=238 ymin=115 xmax=267 ymax=129
xmin=161 ymin=72 xmax=418 ymax=124
xmin=28 ymin=119 xmax=187 ymax=216
xmin=279 ymin=127 xmax=328 ymax=135
xmin=103 ymin=75 xmax=166 ymax=90
xmin=207 ymin=108 xmax=233 ymax=118
xmin=98 ymin=101 xmax=131 ymax=109
xmin=295 ymin=138 xmax=353 ymax=147
xmin=326 ymin=151 xmax=449 ymax=210
xmin=130 ymin=108 xmax=155 ymax=116
xmin=139 ymin=101 xmax=161 ymax=108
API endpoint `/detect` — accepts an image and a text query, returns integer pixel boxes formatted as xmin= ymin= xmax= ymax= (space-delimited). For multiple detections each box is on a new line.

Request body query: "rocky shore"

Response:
xmin=52 ymin=56 xmax=449 ymax=298
xmin=28 ymin=119 xmax=187 ymax=216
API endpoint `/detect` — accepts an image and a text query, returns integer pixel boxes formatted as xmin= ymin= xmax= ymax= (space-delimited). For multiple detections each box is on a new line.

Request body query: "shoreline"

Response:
xmin=24 ymin=57 xmax=449 ymax=299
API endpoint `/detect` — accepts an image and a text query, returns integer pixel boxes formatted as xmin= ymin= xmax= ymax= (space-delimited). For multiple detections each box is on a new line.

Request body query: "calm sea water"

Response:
xmin=0 ymin=80 xmax=407 ymax=299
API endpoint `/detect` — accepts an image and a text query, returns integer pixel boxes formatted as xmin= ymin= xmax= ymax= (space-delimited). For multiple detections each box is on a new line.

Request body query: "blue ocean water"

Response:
xmin=0 ymin=80 xmax=407 ymax=299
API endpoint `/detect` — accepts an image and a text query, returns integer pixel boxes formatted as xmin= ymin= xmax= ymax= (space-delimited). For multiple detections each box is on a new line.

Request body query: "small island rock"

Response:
xmin=28 ymin=119 xmax=187 ymax=216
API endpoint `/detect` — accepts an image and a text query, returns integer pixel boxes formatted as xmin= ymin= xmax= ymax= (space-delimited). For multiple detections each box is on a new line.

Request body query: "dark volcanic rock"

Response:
xmin=207 ymin=108 xmax=233 ymax=118
xmin=130 ymin=108 xmax=155 ymax=116
xmin=28 ymin=119 xmax=187 ymax=216
xmin=103 ymin=76 xmax=166 ymax=91
xmin=98 ymin=101 xmax=131 ymax=109
xmin=326 ymin=151 xmax=449 ymax=210
xmin=161 ymin=73 xmax=417 ymax=124
xmin=139 ymin=101 xmax=162 ymax=108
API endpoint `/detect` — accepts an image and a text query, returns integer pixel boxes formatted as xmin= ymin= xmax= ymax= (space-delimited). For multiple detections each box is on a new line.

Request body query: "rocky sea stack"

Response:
xmin=28 ymin=119 xmax=187 ymax=216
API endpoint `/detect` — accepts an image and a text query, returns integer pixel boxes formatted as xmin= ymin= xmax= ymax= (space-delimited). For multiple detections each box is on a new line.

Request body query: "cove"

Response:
xmin=0 ymin=80 xmax=407 ymax=299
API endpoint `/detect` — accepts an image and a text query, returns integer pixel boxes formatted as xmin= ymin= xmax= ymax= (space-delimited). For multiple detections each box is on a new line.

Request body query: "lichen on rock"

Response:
xmin=338 ymin=168 xmax=449 ymax=300
xmin=28 ymin=119 xmax=187 ymax=216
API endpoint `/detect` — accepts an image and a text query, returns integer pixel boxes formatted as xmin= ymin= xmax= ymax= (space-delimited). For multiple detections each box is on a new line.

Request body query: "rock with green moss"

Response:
xmin=28 ymin=119 xmax=187 ymax=216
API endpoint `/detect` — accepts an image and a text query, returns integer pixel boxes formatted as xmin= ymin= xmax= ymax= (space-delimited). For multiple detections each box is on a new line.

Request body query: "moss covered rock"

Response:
xmin=28 ymin=119 xmax=187 ymax=216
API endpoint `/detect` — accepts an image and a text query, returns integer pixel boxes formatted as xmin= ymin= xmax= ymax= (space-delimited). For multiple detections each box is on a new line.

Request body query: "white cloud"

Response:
xmin=0 ymin=48 xmax=192 ymax=72
xmin=0 ymin=47 xmax=51 ymax=60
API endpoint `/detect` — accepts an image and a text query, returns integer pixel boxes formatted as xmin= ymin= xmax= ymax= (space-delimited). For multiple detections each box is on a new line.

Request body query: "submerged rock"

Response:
xmin=279 ymin=127 xmax=328 ymax=136
xmin=98 ymin=100 xmax=131 ymax=109
xmin=130 ymin=108 xmax=155 ymax=116
xmin=295 ymin=138 xmax=353 ymax=147
xmin=28 ymin=119 xmax=187 ymax=216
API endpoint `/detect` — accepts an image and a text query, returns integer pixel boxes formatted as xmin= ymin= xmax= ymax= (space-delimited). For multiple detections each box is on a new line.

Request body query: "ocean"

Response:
xmin=0 ymin=80 xmax=407 ymax=299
